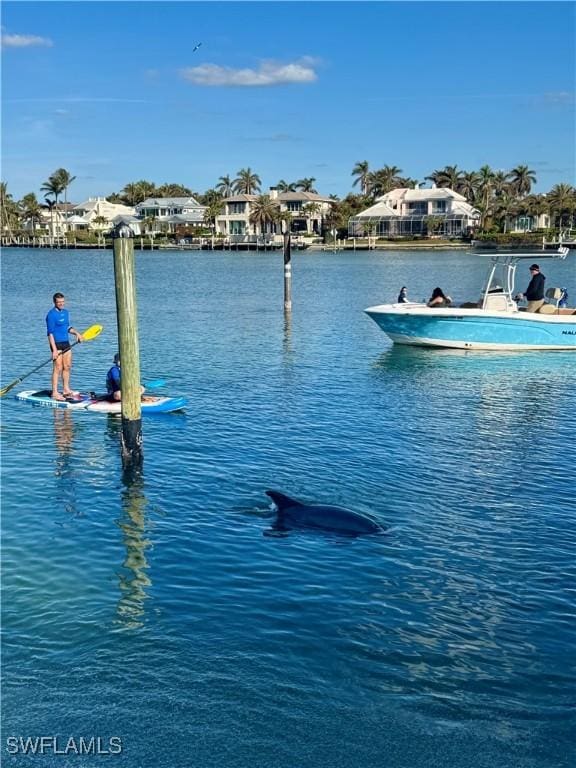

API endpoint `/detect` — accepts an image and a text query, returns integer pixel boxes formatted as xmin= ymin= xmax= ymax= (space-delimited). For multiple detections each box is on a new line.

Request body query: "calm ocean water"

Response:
xmin=1 ymin=247 xmax=575 ymax=768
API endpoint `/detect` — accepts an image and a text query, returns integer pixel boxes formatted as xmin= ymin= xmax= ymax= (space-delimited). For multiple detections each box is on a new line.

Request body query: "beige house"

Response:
xmin=73 ymin=197 xmax=136 ymax=230
xmin=216 ymin=188 xmax=335 ymax=238
xmin=507 ymin=212 xmax=551 ymax=233
xmin=22 ymin=203 xmax=74 ymax=236
xmin=349 ymin=186 xmax=480 ymax=237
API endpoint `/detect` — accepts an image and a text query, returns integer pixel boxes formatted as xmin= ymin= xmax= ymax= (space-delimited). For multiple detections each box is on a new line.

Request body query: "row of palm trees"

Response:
xmin=351 ymin=161 xmax=539 ymax=200
xmin=2 ymin=161 xmax=575 ymax=241
xmin=106 ymin=170 xmax=320 ymax=207
xmin=350 ymin=161 xmax=576 ymax=232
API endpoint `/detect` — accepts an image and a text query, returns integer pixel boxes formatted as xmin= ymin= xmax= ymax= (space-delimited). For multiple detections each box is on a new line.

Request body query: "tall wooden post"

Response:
xmin=112 ymin=223 xmax=143 ymax=469
xmin=283 ymin=230 xmax=292 ymax=310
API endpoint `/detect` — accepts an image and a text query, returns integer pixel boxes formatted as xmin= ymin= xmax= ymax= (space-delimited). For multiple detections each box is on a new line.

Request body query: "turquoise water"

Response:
xmin=2 ymin=248 xmax=575 ymax=768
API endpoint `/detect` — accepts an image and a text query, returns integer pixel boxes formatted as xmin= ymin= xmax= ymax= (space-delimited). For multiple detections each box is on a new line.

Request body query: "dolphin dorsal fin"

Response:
xmin=265 ymin=490 xmax=303 ymax=511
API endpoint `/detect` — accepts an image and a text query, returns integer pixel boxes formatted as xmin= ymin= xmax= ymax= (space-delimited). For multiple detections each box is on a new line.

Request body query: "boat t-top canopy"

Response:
xmin=475 ymin=246 xmax=569 ymax=262
xmin=478 ymin=247 xmax=570 ymax=311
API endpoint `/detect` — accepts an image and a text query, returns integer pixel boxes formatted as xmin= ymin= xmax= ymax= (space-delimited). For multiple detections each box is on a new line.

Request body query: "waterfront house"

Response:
xmin=73 ymin=198 xmax=136 ymax=231
xmin=135 ymin=196 xmax=207 ymax=233
xmin=349 ymin=186 xmax=480 ymax=238
xmin=216 ymin=188 xmax=335 ymax=238
xmin=22 ymin=203 xmax=75 ymax=236
xmin=506 ymin=211 xmax=551 ymax=233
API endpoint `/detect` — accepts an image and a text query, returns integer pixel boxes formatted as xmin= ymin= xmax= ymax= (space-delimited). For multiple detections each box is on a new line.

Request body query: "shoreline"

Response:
xmin=0 ymin=240 xmax=471 ymax=252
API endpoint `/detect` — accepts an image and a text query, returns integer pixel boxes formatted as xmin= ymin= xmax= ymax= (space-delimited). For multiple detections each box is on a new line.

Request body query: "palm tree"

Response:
xmin=40 ymin=173 xmax=66 ymax=229
xmin=200 ymin=188 xmax=224 ymax=206
xmin=0 ymin=182 xmax=20 ymax=241
xmin=492 ymin=191 xmax=516 ymax=233
xmin=509 ymin=165 xmax=537 ymax=197
xmin=324 ymin=203 xmax=345 ymax=237
xmin=43 ymin=197 xmax=56 ymax=242
xmin=547 ymin=183 xmax=576 ymax=230
xmin=276 ymin=179 xmax=297 ymax=192
xmin=134 ymin=180 xmax=157 ymax=203
xmin=458 ymin=171 xmax=480 ymax=203
xmin=215 ymin=175 xmax=234 ymax=197
xmin=351 ymin=161 xmax=370 ymax=195
xmin=52 ymin=168 xmax=76 ymax=230
xmin=120 ymin=180 xmax=156 ymax=206
xmin=424 ymin=215 xmax=444 ymax=236
xmin=275 ymin=210 xmax=293 ymax=235
xmin=120 ymin=183 xmax=140 ymax=206
xmin=492 ymin=170 xmax=512 ymax=198
xmin=395 ymin=177 xmax=419 ymax=189
xmin=476 ymin=169 xmax=511 ymax=231
xmin=20 ymin=193 xmax=43 ymax=232
xmin=248 ymin=194 xmax=278 ymax=235
xmin=426 ymin=165 xmax=463 ymax=190
xmin=142 ymin=215 xmax=158 ymax=238
xmin=91 ymin=214 xmax=108 ymax=245
xmin=156 ymin=183 xmax=192 ymax=197
xmin=203 ymin=199 xmax=224 ymax=230
xmin=296 ymin=177 xmax=317 ymax=193
xmin=367 ymin=165 xmax=402 ymax=197
xmin=302 ymin=202 xmax=321 ymax=234
xmin=233 ymin=168 xmax=261 ymax=195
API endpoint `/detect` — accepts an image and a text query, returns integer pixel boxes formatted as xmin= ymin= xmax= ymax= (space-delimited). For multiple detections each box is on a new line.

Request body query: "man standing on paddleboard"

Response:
xmin=46 ymin=292 xmax=83 ymax=401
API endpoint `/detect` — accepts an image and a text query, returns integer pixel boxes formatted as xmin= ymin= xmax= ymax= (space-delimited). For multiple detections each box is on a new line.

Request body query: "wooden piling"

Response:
xmin=112 ymin=223 xmax=143 ymax=469
xmin=283 ymin=231 xmax=292 ymax=310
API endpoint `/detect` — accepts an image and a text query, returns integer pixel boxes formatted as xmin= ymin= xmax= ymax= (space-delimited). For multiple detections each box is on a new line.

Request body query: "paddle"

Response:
xmin=143 ymin=378 xmax=165 ymax=389
xmin=0 ymin=324 xmax=103 ymax=398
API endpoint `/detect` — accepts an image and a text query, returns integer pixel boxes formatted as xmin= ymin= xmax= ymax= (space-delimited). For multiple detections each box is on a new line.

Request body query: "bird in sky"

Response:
xmin=192 ymin=42 xmax=202 ymax=53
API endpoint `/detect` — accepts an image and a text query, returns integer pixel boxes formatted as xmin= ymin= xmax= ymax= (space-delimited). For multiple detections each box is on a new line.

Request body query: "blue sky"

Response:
xmin=2 ymin=1 xmax=575 ymax=202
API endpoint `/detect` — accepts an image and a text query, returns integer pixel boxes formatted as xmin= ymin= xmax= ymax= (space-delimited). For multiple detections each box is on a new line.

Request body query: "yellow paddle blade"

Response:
xmin=82 ymin=324 xmax=103 ymax=341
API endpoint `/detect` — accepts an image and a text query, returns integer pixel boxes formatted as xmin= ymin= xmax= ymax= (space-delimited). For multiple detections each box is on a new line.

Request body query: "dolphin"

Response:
xmin=265 ymin=490 xmax=385 ymax=535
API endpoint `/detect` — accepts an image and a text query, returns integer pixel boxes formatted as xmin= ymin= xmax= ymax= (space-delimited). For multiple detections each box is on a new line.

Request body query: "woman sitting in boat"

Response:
xmin=427 ymin=287 xmax=452 ymax=308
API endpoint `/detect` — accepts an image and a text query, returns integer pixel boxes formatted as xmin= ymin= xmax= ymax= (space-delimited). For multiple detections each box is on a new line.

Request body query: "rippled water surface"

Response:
xmin=2 ymin=248 xmax=575 ymax=767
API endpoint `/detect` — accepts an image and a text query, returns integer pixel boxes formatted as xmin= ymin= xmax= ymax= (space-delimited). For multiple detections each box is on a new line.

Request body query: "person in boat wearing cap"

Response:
xmin=518 ymin=263 xmax=546 ymax=313
xmin=106 ymin=353 xmax=145 ymax=401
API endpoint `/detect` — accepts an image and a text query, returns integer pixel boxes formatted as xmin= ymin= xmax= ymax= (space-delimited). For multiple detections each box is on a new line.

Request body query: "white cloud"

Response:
xmin=542 ymin=91 xmax=575 ymax=105
xmin=180 ymin=58 xmax=318 ymax=87
xmin=1 ymin=32 xmax=53 ymax=49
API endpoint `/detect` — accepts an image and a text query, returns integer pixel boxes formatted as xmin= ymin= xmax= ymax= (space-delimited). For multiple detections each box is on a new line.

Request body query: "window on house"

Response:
xmin=229 ymin=221 xmax=246 ymax=234
xmin=287 ymin=202 xmax=302 ymax=212
xmin=228 ymin=202 xmax=246 ymax=214
xmin=408 ymin=202 xmax=427 ymax=215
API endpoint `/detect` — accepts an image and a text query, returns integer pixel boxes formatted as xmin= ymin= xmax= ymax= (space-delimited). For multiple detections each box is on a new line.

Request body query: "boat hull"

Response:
xmin=364 ymin=306 xmax=576 ymax=350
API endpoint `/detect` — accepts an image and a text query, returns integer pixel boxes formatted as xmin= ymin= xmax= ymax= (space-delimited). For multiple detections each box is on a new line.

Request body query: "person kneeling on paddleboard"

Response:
xmin=106 ymin=353 xmax=145 ymax=401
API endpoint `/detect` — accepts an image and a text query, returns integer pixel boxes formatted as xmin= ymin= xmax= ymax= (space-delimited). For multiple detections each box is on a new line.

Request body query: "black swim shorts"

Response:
xmin=55 ymin=340 xmax=71 ymax=352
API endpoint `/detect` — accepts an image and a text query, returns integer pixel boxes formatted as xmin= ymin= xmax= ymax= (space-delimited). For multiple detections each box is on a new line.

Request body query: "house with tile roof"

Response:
xmin=349 ymin=186 xmax=480 ymax=238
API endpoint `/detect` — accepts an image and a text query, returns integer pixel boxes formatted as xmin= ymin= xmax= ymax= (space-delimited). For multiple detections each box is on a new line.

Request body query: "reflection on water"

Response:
xmin=115 ymin=468 xmax=152 ymax=631
xmin=372 ymin=344 xmax=576 ymax=387
xmin=52 ymin=410 xmax=78 ymax=517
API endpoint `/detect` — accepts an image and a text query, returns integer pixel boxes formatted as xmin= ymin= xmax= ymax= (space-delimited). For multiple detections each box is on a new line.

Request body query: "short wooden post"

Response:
xmin=112 ymin=223 xmax=143 ymax=470
xmin=283 ymin=230 xmax=292 ymax=310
